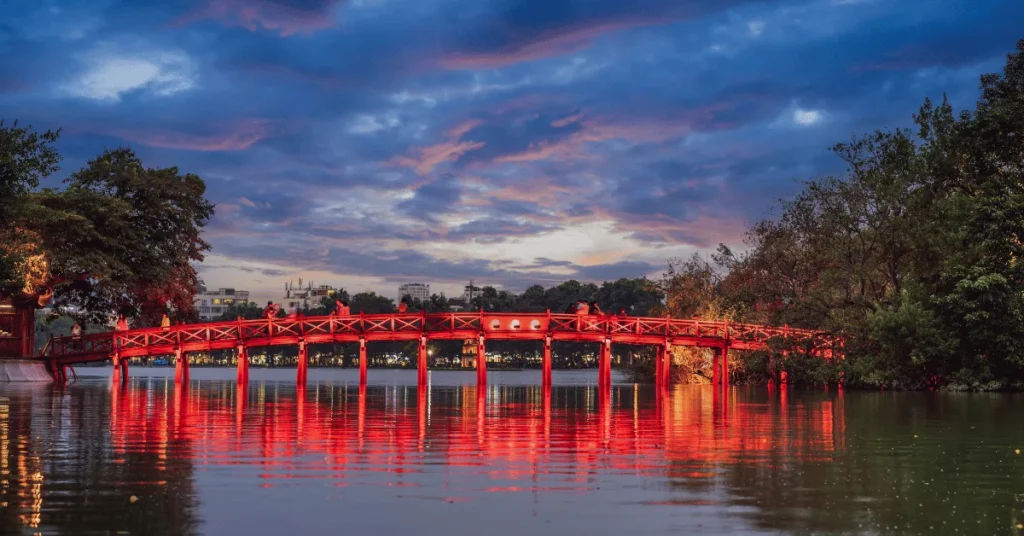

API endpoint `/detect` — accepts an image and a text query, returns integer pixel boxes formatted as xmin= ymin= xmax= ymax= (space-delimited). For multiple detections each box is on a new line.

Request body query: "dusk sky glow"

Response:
xmin=3 ymin=0 xmax=1022 ymax=302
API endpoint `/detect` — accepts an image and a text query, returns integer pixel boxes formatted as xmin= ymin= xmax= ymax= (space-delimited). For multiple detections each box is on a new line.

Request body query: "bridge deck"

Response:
xmin=34 ymin=312 xmax=830 ymax=365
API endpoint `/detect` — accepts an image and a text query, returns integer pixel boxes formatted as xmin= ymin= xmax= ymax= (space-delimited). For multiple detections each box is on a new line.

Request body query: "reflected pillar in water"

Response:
xmin=236 ymin=344 xmax=249 ymax=384
xmin=476 ymin=334 xmax=487 ymax=386
xmin=297 ymin=340 xmax=308 ymax=386
xmin=542 ymin=335 xmax=552 ymax=388
xmin=417 ymin=383 xmax=427 ymax=450
xmin=476 ymin=385 xmax=486 ymax=445
xmin=174 ymin=348 xmax=189 ymax=384
xmin=357 ymin=384 xmax=366 ymax=449
xmin=598 ymin=338 xmax=612 ymax=389
xmin=542 ymin=383 xmax=551 ymax=446
xmin=417 ymin=336 xmax=428 ymax=387
xmin=359 ymin=337 xmax=367 ymax=385
xmin=599 ymin=383 xmax=611 ymax=445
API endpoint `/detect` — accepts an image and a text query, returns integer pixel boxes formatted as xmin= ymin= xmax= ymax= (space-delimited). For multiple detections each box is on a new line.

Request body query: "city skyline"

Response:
xmin=3 ymin=0 xmax=1021 ymax=301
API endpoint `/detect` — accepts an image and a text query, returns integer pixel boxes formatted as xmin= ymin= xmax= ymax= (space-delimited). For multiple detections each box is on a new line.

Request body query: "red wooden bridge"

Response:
xmin=36 ymin=311 xmax=834 ymax=388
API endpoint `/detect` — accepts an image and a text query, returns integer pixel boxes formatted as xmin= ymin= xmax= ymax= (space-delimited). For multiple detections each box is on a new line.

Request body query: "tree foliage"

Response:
xmin=716 ymin=40 xmax=1024 ymax=389
xmin=0 ymin=126 xmax=214 ymax=326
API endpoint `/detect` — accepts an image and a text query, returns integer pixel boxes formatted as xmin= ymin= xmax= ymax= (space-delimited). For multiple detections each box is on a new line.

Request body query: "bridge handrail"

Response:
xmin=36 ymin=312 xmax=831 ymax=359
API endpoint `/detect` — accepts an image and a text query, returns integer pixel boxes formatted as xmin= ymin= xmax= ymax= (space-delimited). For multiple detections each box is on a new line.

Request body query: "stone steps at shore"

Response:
xmin=0 ymin=360 xmax=51 ymax=382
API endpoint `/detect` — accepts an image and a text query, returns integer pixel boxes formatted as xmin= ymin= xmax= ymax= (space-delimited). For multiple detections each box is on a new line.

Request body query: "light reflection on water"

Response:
xmin=0 ymin=369 xmax=1022 ymax=535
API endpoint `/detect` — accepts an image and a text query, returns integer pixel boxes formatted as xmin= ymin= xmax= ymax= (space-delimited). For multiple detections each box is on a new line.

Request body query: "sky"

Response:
xmin=2 ymin=0 xmax=1022 ymax=303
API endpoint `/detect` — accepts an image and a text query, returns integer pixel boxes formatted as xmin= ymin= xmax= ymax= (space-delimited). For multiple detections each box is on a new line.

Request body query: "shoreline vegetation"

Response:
xmin=6 ymin=40 xmax=1024 ymax=391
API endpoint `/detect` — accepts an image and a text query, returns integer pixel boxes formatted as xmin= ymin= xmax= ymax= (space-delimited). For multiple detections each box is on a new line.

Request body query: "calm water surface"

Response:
xmin=1 ymin=368 xmax=1022 ymax=535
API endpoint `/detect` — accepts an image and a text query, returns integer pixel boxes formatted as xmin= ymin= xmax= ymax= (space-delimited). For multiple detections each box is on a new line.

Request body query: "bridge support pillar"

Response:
xmin=598 ymin=338 xmax=611 ymax=389
xmin=359 ymin=338 xmax=367 ymax=386
xmin=655 ymin=345 xmax=663 ymax=389
xmin=542 ymin=336 xmax=552 ymax=387
xmin=660 ymin=342 xmax=672 ymax=389
xmin=236 ymin=344 xmax=249 ymax=384
xmin=721 ymin=344 xmax=729 ymax=389
xmin=476 ymin=335 xmax=486 ymax=386
xmin=112 ymin=352 xmax=125 ymax=384
xmin=297 ymin=340 xmax=308 ymax=387
xmin=417 ymin=336 xmax=428 ymax=386
xmin=174 ymin=348 xmax=189 ymax=384
xmin=712 ymin=344 xmax=730 ymax=390
xmin=779 ymin=349 xmax=789 ymax=387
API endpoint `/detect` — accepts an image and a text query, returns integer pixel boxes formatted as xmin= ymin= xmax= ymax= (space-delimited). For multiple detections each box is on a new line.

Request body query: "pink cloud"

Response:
xmin=439 ymin=19 xmax=662 ymax=70
xmin=551 ymin=111 xmax=585 ymax=128
xmin=114 ymin=119 xmax=274 ymax=152
xmin=388 ymin=119 xmax=485 ymax=175
xmin=176 ymin=0 xmax=343 ymax=36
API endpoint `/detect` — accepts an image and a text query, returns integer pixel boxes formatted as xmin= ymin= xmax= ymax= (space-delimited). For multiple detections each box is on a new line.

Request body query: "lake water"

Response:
xmin=1 ymin=368 xmax=1022 ymax=535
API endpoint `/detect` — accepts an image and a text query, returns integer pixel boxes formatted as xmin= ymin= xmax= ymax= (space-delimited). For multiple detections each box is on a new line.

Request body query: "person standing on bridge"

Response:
xmin=264 ymin=301 xmax=278 ymax=319
xmin=575 ymin=299 xmax=589 ymax=330
xmin=335 ymin=300 xmax=350 ymax=317
xmin=161 ymin=313 xmax=170 ymax=331
xmin=576 ymin=300 xmax=589 ymax=315
xmin=589 ymin=301 xmax=602 ymax=315
xmin=397 ymin=298 xmax=409 ymax=314
xmin=115 ymin=314 xmax=128 ymax=332
xmin=71 ymin=321 xmax=82 ymax=351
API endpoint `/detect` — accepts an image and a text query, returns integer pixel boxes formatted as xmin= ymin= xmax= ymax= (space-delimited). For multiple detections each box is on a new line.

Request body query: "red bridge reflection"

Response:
xmin=107 ymin=382 xmax=846 ymax=490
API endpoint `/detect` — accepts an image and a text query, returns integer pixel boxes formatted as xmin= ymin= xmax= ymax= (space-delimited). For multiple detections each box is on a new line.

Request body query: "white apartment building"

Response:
xmin=398 ymin=283 xmax=430 ymax=302
xmin=195 ymin=287 xmax=250 ymax=321
xmin=281 ymin=279 xmax=339 ymax=311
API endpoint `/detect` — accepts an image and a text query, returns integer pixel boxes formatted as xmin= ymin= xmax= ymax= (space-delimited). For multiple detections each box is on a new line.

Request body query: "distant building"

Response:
xmin=398 ymin=283 xmax=430 ymax=302
xmin=195 ymin=287 xmax=250 ymax=321
xmin=460 ymin=283 xmax=481 ymax=302
xmin=281 ymin=279 xmax=338 ymax=311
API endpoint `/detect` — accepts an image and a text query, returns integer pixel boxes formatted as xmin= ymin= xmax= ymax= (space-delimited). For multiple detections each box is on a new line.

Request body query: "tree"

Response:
xmin=214 ymin=302 xmax=265 ymax=321
xmin=713 ymin=39 xmax=1024 ymax=388
xmin=350 ymin=292 xmax=395 ymax=314
xmin=1 ymin=136 xmax=215 ymax=327
xmin=0 ymin=121 xmax=60 ymax=297
xmin=26 ymin=148 xmax=214 ymax=325
xmin=594 ymin=278 xmax=663 ymax=316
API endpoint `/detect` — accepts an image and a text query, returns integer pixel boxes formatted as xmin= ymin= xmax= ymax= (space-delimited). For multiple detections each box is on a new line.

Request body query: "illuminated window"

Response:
xmin=212 ymin=298 xmax=222 ymax=305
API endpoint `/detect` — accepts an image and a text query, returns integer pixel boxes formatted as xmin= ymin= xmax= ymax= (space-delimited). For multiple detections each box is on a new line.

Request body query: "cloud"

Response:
xmin=395 ymin=180 xmax=463 ymax=222
xmin=551 ymin=111 xmax=585 ymax=128
xmin=63 ymin=47 xmax=195 ymax=102
xmin=112 ymin=119 xmax=274 ymax=151
xmin=6 ymin=0 xmax=1022 ymax=301
xmin=793 ymin=108 xmax=824 ymax=126
xmin=747 ymin=20 xmax=766 ymax=37
xmin=439 ymin=0 xmax=760 ymax=69
xmin=178 ymin=0 xmax=345 ymax=36
xmin=389 ymin=119 xmax=486 ymax=175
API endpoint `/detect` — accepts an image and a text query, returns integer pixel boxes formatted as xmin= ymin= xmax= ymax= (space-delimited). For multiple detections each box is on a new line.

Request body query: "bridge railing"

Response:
xmin=37 ymin=312 xmax=831 ymax=360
